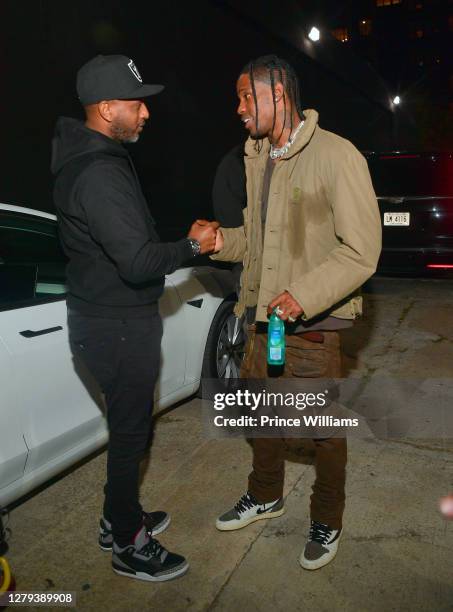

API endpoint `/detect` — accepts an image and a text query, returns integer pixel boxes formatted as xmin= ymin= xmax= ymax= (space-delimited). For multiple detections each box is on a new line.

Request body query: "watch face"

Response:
xmin=190 ymin=239 xmax=200 ymax=255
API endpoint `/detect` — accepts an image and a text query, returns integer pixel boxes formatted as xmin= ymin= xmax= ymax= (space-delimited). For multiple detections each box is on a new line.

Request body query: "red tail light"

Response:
xmin=426 ymin=264 xmax=453 ymax=269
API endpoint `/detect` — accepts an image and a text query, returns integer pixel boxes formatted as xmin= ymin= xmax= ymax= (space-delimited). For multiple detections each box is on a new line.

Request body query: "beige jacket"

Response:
xmin=211 ymin=109 xmax=382 ymax=322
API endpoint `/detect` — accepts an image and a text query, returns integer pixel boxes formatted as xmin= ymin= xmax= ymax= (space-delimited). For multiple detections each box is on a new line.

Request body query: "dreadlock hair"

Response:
xmin=239 ymin=55 xmax=303 ymax=152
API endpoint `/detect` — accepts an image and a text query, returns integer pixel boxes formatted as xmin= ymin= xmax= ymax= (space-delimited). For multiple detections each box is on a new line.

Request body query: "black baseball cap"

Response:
xmin=76 ymin=55 xmax=164 ymax=105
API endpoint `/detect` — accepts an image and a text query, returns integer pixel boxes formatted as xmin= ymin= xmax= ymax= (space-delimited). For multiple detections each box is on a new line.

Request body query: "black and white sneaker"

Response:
xmin=299 ymin=520 xmax=342 ymax=570
xmin=216 ymin=491 xmax=284 ymax=531
xmin=99 ymin=511 xmax=170 ymax=551
xmin=112 ymin=526 xmax=189 ymax=582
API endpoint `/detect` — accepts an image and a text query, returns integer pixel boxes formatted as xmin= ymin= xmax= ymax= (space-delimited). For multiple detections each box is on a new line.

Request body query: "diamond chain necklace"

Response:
xmin=269 ymin=120 xmax=305 ymax=160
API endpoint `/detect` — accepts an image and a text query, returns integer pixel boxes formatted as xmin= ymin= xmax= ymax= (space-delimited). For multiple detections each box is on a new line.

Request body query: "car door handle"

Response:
xmin=19 ymin=326 xmax=63 ymax=338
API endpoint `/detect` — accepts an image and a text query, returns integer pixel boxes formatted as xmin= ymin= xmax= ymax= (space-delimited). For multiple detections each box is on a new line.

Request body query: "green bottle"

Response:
xmin=267 ymin=308 xmax=286 ymax=365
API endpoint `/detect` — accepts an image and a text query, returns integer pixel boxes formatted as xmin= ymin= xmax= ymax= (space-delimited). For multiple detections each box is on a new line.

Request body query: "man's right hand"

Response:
xmin=188 ymin=220 xmax=219 ymax=254
xmin=191 ymin=219 xmax=224 ymax=252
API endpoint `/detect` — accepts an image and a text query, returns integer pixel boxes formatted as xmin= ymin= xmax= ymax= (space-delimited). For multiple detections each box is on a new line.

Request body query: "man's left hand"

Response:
xmin=267 ymin=291 xmax=303 ymax=321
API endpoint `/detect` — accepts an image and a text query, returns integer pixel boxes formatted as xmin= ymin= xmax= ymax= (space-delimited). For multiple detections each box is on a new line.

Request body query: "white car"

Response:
xmin=0 ymin=204 xmax=245 ymax=508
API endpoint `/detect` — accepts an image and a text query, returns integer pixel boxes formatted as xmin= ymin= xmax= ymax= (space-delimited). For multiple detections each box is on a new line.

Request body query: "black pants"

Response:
xmin=68 ymin=311 xmax=162 ymax=547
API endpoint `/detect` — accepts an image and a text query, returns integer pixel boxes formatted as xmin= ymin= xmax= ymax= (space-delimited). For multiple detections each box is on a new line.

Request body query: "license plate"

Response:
xmin=384 ymin=212 xmax=410 ymax=226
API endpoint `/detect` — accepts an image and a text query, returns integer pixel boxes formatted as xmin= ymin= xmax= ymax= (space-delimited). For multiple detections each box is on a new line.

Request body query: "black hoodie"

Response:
xmin=51 ymin=117 xmax=193 ymax=318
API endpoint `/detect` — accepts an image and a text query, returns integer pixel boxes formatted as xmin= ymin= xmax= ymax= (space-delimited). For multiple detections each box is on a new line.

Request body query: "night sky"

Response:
xmin=0 ymin=1 xmax=450 ymax=232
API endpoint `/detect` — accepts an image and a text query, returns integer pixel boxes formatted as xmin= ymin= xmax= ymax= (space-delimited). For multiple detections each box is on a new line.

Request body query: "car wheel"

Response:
xmin=201 ymin=300 xmax=246 ymax=380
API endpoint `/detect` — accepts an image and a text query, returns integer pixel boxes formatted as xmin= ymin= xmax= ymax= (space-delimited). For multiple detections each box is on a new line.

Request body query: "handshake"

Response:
xmin=187 ymin=219 xmax=224 ymax=255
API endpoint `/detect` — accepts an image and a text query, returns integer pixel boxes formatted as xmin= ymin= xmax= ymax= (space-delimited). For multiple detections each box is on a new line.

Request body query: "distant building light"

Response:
xmin=332 ymin=27 xmax=349 ymax=42
xmin=308 ymin=27 xmax=320 ymax=42
xmin=359 ymin=18 xmax=372 ymax=36
xmin=393 ymin=96 xmax=401 ymax=105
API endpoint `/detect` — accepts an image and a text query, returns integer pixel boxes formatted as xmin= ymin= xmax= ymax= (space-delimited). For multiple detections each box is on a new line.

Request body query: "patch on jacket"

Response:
xmin=292 ymin=186 xmax=302 ymax=201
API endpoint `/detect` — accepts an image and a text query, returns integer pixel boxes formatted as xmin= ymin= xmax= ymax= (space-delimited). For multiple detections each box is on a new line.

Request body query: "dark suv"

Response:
xmin=365 ymin=151 xmax=453 ymax=274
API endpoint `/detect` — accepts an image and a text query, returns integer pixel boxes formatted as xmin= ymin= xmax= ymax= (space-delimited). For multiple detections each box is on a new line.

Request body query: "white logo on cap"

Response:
xmin=127 ymin=59 xmax=142 ymax=83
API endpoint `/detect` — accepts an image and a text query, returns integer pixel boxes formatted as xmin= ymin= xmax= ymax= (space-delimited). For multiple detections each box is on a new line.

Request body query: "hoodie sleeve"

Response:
xmin=75 ymin=161 xmax=193 ymax=283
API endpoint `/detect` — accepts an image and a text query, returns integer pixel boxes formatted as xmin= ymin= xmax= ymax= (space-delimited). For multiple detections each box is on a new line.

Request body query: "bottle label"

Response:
xmin=270 ymin=330 xmax=282 ymax=345
xmin=269 ymin=347 xmax=282 ymax=361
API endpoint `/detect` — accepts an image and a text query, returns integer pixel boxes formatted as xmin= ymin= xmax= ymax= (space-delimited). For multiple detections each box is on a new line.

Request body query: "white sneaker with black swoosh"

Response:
xmin=216 ymin=491 xmax=284 ymax=531
xmin=300 ymin=520 xmax=342 ymax=570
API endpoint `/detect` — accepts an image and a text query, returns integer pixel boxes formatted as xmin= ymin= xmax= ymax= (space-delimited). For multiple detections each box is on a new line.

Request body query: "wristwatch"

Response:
xmin=187 ymin=238 xmax=201 ymax=257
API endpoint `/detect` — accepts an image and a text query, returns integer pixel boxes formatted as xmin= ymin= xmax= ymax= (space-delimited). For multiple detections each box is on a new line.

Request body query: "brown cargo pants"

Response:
xmin=240 ymin=324 xmax=347 ymax=530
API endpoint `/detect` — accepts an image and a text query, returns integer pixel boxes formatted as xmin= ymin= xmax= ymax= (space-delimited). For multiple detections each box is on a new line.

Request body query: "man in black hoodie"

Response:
xmin=52 ymin=55 xmax=217 ymax=582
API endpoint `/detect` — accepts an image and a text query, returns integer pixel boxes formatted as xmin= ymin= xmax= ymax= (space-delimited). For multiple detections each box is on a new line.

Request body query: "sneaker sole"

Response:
xmin=112 ymin=561 xmax=189 ymax=582
xmin=99 ymin=515 xmax=171 ymax=552
xmin=216 ymin=507 xmax=285 ymax=531
xmin=299 ymin=532 xmax=342 ymax=571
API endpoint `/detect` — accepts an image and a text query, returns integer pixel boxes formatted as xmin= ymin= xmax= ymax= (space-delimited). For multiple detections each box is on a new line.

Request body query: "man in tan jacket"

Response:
xmin=210 ymin=55 xmax=382 ymax=570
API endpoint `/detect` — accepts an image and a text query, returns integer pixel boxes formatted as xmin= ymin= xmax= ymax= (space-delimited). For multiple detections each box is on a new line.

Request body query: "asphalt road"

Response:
xmin=5 ymin=277 xmax=453 ymax=612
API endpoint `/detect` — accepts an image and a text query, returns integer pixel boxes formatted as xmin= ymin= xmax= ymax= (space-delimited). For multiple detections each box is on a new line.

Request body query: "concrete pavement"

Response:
xmin=5 ymin=277 xmax=453 ymax=611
